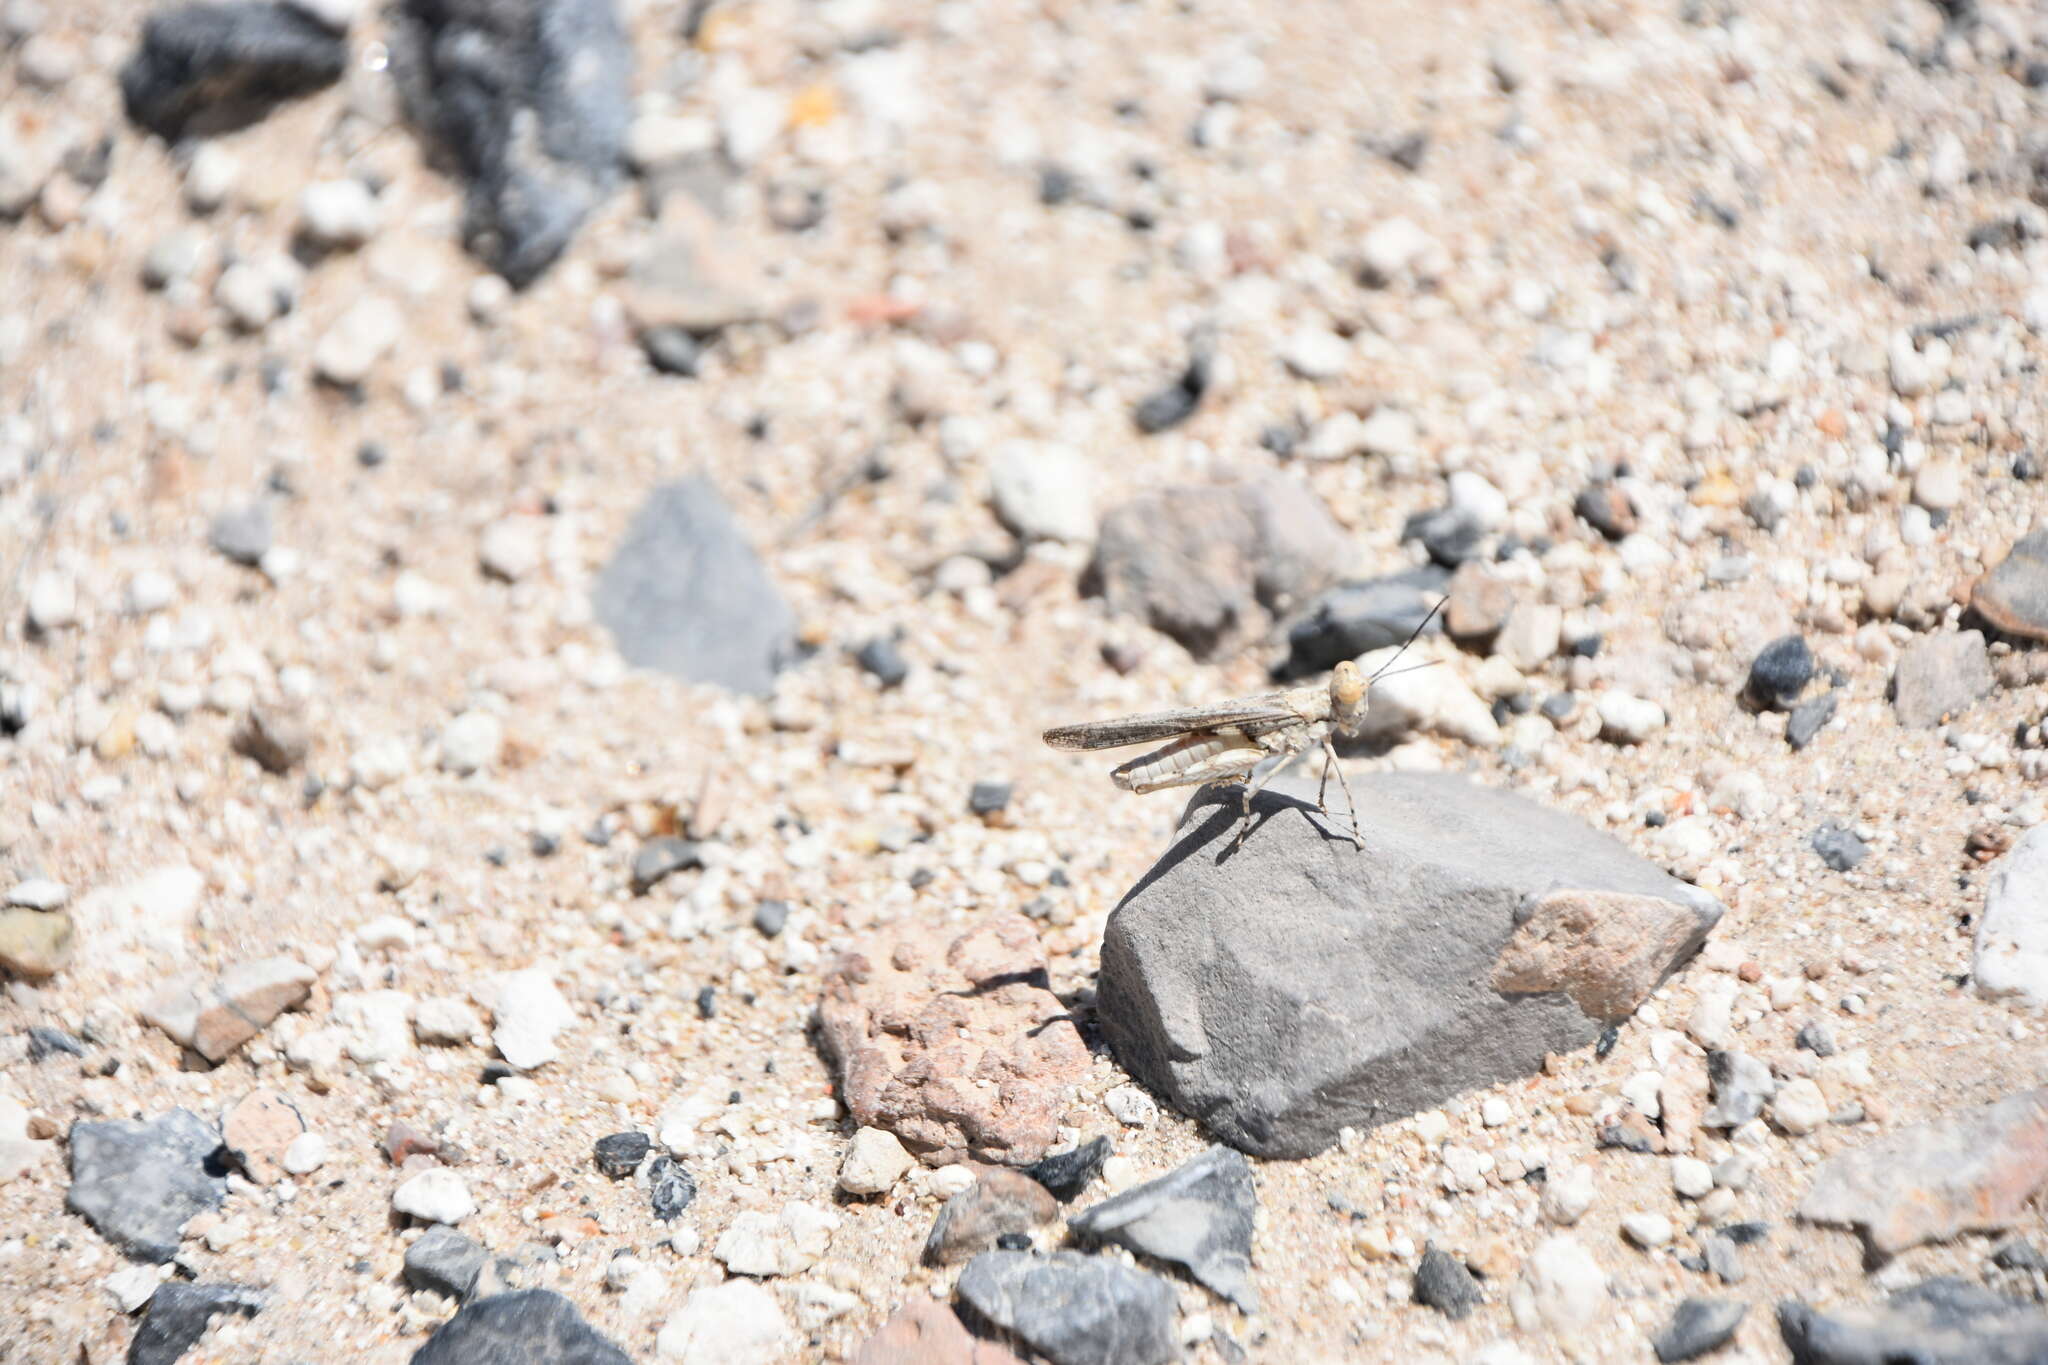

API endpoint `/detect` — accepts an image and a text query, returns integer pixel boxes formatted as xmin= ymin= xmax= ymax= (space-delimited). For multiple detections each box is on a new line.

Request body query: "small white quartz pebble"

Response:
xmin=1481 ymin=1097 xmax=1512 ymax=1127
xmin=1620 ymin=1211 xmax=1673 ymax=1248
xmin=282 ymin=1132 xmax=327 ymax=1175
xmin=1671 ymin=1156 xmax=1713 ymax=1199
xmin=392 ymin=1168 xmax=474 ymax=1225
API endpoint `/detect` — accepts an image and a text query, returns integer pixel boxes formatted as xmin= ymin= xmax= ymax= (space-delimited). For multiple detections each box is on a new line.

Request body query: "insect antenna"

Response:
xmin=1368 ymin=658 xmax=1443 ymax=683
xmin=1367 ymin=594 xmax=1447 ymax=683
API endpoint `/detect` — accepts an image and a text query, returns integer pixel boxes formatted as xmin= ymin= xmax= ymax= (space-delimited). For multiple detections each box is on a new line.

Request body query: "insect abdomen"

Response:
xmin=1112 ymin=734 xmax=1244 ymax=792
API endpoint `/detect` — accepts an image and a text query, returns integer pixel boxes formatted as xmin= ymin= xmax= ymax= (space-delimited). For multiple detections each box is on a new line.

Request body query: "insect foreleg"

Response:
xmin=1322 ymin=735 xmax=1364 ymax=849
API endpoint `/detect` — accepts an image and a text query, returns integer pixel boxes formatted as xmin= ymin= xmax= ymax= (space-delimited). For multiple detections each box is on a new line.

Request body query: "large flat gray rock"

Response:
xmin=591 ymin=478 xmax=795 ymax=697
xmin=1098 ymin=773 xmax=1722 ymax=1158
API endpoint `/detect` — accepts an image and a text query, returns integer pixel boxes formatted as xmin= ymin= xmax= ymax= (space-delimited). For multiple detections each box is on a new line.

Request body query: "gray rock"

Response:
xmin=1746 ymin=634 xmax=1813 ymax=710
xmin=391 ymin=0 xmax=630 ymax=286
xmin=1973 ymin=528 xmax=2048 ymax=643
xmin=1655 ymin=1297 xmax=1746 ymax=1362
xmin=1701 ymin=1234 xmax=1746 ymax=1284
xmin=1412 ymin=1244 xmax=1483 ymax=1320
xmin=127 ymin=1283 xmax=262 ymax=1365
xmin=1973 ymin=825 xmax=2048 ymax=1006
xmin=1703 ymin=1050 xmax=1776 ymax=1129
xmin=1890 ymin=631 xmax=1992 ymax=729
xmin=120 ymin=2 xmax=345 ymax=141
xmin=67 ymin=1109 xmax=226 ymax=1262
xmin=1787 ymin=691 xmax=1837 ymax=750
xmin=924 ymin=1170 xmax=1058 ymax=1266
xmin=1778 ymin=1278 xmax=2048 ymax=1365
xmin=630 ymin=837 xmax=702 ymax=894
xmin=1275 ymin=565 xmax=1449 ymax=680
xmin=404 ymin=1225 xmax=489 ymax=1302
xmin=591 ymin=479 xmax=795 ymax=697
xmin=208 ymin=501 xmax=273 ymax=566
xmin=1086 ymin=477 xmax=1352 ymax=662
xmin=1812 ymin=825 xmax=1867 ymax=872
xmin=410 ymin=1289 xmax=632 ymax=1365
xmin=1068 ymin=1145 xmax=1257 ymax=1311
xmin=954 ymin=1251 xmax=1177 ymax=1365
xmin=1097 ymin=772 xmax=1722 ymax=1158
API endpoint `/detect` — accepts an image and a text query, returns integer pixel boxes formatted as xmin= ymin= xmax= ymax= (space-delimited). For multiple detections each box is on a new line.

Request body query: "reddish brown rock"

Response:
xmin=853 ymin=1300 xmax=1026 ymax=1365
xmin=818 ymin=914 xmax=1088 ymax=1166
xmin=1489 ymin=890 xmax=1713 ymax=1024
xmin=222 ymin=1088 xmax=303 ymax=1185
xmin=1798 ymin=1087 xmax=2048 ymax=1256
xmin=1973 ymin=529 xmax=2048 ymax=643
xmin=922 ymin=1169 xmax=1059 ymax=1266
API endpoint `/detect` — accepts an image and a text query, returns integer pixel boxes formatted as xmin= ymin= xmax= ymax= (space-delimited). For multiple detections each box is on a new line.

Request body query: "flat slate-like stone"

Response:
xmin=1655 ymin=1297 xmax=1747 ymax=1362
xmin=591 ymin=478 xmax=795 ymax=697
xmin=120 ymin=2 xmax=345 ymax=140
xmin=67 ymin=1109 xmax=226 ymax=1263
xmin=404 ymin=1226 xmax=489 ymax=1302
xmin=1778 ymin=1277 xmax=2048 ymax=1365
xmin=1067 ymin=1146 xmax=1257 ymax=1311
xmin=127 ymin=1283 xmax=262 ymax=1365
xmin=1973 ymin=528 xmax=2048 ymax=642
xmin=410 ymin=1289 xmax=632 ymax=1365
xmin=1275 ymin=565 xmax=1449 ymax=680
xmin=955 ymin=1251 xmax=1177 ymax=1365
xmin=1097 ymin=772 xmax=1723 ymax=1158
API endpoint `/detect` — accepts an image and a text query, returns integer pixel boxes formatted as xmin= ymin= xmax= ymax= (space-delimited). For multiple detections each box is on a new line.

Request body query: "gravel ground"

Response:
xmin=6 ymin=0 xmax=2048 ymax=1360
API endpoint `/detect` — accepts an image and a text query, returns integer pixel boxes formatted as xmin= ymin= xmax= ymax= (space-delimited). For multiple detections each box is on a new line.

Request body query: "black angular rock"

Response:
xmin=67 ymin=1109 xmax=227 ymax=1263
xmin=592 ymin=1131 xmax=650 ymax=1178
xmin=630 ymin=837 xmax=702 ymax=894
xmin=1746 ymin=634 xmax=1814 ymax=711
xmin=1275 ymin=565 xmax=1450 ymax=680
xmin=1778 ymin=1277 xmax=2048 ymax=1365
xmin=1787 ymin=691 xmax=1837 ymax=750
xmin=591 ymin=478 xmax=796 ymax=697
xmin=1401 ymin=506 xmax=1485 ymax=568
xmin=27 ymin=1025 xmax=86 ymax=1060
xmin=954 ymin=1250 xmax=1177 ymax=1365
xmin=1024 ymin=1136 xmax=1111 ymax=1202
xmin=392 ymin=0 xmax=632 ymax=287
xmin=1098 ymin=772 xmax=1722 ymax=1158
xmin=854 ymin=636 xmax=909 ymax=688
xmin=1811 ymin=825 xmax=1867 ymax=872
xmin=1655 ymin=1297 xmax=1746 ymax=1362
xmin=1412 ymin=1245 xmax=1482 ymax=1319
xmin=410 ymin=1289 xmax=633 ymax=1365
xmin=1069 ymin=1146 xmax=1258 ymax=1311
xmin=404 ymin=1226 xmax=489 ymax=1301
xmin=645 ymin=1154 xmax=696 ymax=1221
xmin=120 ymin=3 xmax=345 ymax=141
xmin=127 ymin=1283 xmax=262 ymax=1365
xmin=1132 ymin=342 xmax=1211 ymax=435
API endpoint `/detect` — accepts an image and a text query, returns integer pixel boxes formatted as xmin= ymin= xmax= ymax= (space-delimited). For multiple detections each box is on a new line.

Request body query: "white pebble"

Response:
xmin=392 ymin=1168 xmax=474 ymax=1225
xmin=282 ymin=1132 xmax=327 ymax=1175
xmin=1620 ymin=1211 xmax=1673 ymax=1248
xmin=298 ymin=179 xmax=380 ymax=249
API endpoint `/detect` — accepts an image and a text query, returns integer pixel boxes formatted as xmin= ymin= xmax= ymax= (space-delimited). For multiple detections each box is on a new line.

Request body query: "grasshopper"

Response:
xmin=1042 ymin=603 xmax=1444 ymax=850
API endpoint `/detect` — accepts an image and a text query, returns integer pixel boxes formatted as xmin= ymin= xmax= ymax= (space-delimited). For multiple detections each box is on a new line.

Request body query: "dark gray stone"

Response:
xmin=1402 ymin=506 xmax=1485 ymax=568
xmin=753 ymin=899 xmax=789 ymax=937
xmin=1747 ymin=634 xmax=1813 ymax=710
xmin=410 ymin=1289 xmax=632 ymax=1365
xmin=969 ymin=781 xmax=1013 ymax=816
xmin=1778 ymin=1277 xmax=2048 ymax=1365
xmin=1701 ymin=1234 xmax=1745 ymax=1284
xmin=854 ymin=636 xmax=909 ymax=688
xmin=1655 ymin=1297 xmax=1747 ymax=1362
xmin=1068 ymin=1146 xmax=1258 ymax=1311
xmin=1412 ymin=1245 xmax=1482 ymax=1319
xmin=1993 ymin=1237 xmax=2048 ymax=1272
xmin=26 ymin=1025 xmax=86 ymax=1060
xmin=1787 ymin=691 xmax=1837 ymax=750
xmin=1703 ymin=1050 xmax=1776 ymax=1129
xmin=120 ymin=3 xmax=345 ymax=141
xmin=1085 ymin=477 xmax=1352 ymax=662
xmin=1097 ymin=772 xmax=1723 ymax=1158
xmin=591 ymin=478 xmax=795 ymax=697
xmin=1796 ymin=1020 xmax=1838 ymax=1057
xmin=67 ymin=1109 xmax=226 ymax=1263
xmin=591 ymin=1131 xmax=649 ymax=1178
xmin=1275 ymin=565 xmax=1449 ymax=680
xmin=954 ymin=1251 xmax=1177 ymax=1365
xmin=127 ymin=1283 xmax=261 ymax=1365
xmin=1024 ymin=1136 xmax=1111 ymax=1202
xmin=391 ymin=0 xmax=631 ymax=287
xmin=630 ymin=836 xmax=702 ymax=894
xmin=404 ymin=1226 xmax=489 ymax=1301
xmin=644 ymin=1153 xmax=695 ymax=1221
xmin=1890 ymin=631 xmax=1992 ymax=729
xmin=208 ymin=502 xmax=273 ymax=566
xmin=1812 ymin=825 xmax=1867 ymax=872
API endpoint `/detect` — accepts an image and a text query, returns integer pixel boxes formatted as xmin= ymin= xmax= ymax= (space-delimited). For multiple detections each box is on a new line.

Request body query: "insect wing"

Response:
xmin=1042 ymin=696 xmax=1301 ymax=751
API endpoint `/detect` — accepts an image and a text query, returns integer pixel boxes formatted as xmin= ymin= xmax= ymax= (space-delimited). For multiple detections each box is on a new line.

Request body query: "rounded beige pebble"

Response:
xmin=1671 ymin=1156 xmax=1713 ymax=1199
xmin=838 ymin=1126 xmax=914 ymax=1196
xmin=1769 ymin=1077 xmax=1829 ymax=1135
xmin=1620 ymin=1211 xmax=1672 ymax=1248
